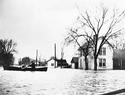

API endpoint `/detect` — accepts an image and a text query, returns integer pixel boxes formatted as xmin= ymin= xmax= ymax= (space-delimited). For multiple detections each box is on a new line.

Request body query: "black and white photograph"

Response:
xmin=0 ymin=0 xmax=125 ymax=95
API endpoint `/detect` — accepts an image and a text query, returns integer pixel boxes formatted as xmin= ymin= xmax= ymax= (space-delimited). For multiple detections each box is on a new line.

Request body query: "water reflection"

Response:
xmin=0 ymin=68 xmax=125 ymax=95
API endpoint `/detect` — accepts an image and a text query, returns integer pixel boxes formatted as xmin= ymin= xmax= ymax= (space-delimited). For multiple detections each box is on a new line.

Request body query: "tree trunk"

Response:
xmin=85 ymin=56 xmax=89 ymax=70
xmin=94 ymin=56 xmax=98 ymax=70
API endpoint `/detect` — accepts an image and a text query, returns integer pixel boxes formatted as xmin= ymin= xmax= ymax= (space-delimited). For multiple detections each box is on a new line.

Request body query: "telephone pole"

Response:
xmin=54 ymin=43 xmax=56 ymax=68
xmin=36 ymin=49 xmax=38 ymax=66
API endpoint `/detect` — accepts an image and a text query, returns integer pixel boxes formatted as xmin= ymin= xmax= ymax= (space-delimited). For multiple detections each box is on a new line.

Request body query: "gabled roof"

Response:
xmin=78 ymin=36 xmax=113 ymax=52
xmin=113 ymin=49 xmax=125 ymax=59
xmin=71 ymin=57 xmax=79 ymax=63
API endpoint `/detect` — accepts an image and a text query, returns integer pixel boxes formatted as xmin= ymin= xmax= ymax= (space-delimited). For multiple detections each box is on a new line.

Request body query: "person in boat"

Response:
xmin=31 ymin=61 xmax=35 ymax=69
xmin=21 ymin=65 xmax=29 ymax=69
xmin=21 ymin=65 xmax=26 ymax=69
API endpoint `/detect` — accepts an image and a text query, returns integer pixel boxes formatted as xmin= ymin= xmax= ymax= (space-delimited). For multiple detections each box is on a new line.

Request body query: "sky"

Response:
xmin=0 ymin=0 xmax=125 ymax=63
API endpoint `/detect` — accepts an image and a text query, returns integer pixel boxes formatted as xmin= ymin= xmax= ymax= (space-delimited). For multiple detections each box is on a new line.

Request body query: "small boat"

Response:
xmin=3 ymin=65 xmax=48 ymax=71
xmin=3 ymin=50 xmax=48 ymax=71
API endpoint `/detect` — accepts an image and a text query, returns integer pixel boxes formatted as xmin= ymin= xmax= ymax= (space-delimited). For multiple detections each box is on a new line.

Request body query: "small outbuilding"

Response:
xmin=71 ymin=57 xmax=79 ymax=69
xmin=56 ymin=59 xmax=69 ymax=68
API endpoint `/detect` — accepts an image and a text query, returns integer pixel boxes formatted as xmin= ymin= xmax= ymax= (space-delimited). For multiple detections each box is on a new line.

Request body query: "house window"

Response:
xmin=103 ymin=48 xmax=106 ymax=55
xmin=99 ymin=58 xmax=106 ymax=67
xmin=99 ymin=47 xmax=106 ymax=55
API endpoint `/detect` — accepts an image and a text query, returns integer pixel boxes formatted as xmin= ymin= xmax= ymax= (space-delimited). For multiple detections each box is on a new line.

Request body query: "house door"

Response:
xmin=75 ymin=62 xmax=78 ymax=69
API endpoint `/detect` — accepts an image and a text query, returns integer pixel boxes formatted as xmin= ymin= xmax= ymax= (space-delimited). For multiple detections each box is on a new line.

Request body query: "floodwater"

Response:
xmin=0 ymin=68 xmax=125 ymax=95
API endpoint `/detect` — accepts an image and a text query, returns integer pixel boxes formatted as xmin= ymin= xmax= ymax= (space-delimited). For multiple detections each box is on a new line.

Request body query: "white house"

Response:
xmin=78 ymin=42 xmax=113 ymax=70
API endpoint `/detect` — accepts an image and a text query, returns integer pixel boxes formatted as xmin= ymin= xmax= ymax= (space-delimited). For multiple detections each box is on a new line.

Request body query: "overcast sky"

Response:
xmin=0 ymin=0 xmax=125 ymax=63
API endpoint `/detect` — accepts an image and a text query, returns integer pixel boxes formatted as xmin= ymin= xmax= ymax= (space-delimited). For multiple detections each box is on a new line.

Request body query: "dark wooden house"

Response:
xmin=56 ymin=58 xmax=70 ymax=68
xmin=113 ymin=49 xmax=125 ymax=70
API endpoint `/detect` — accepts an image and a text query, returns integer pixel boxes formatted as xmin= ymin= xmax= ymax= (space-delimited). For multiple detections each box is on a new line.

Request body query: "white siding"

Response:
xmin=79 ymin=56 xmax=85 ymax=69
xmin=78 ymin=44 xmax=113 ymax=70
xmin=78 ymin=55 xmax=94 ymax=70
xmin=97 ymin=44 xmax=113 ymax=70
xmin=71 ymin=63 xmax=75 ymax=69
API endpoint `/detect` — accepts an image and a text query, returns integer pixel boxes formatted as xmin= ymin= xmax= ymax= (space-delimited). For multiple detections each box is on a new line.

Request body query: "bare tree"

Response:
xmin=65 ymin=28 xmax=92 ymax=70
xmin=0 ymin=39 xmax=17 ymax=54
xmin=78 ymin=38 xmax=92 ymax=70
xmin=66 ymin=6 xmax=125 ymax=70
xmin=112 ymin=38 xmax=125 ymax=49
xmin=0 ymin=39 xmax=17 ymax=66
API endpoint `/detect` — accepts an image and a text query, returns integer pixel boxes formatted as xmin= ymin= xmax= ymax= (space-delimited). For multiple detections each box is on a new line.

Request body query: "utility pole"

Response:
xmin=54 ymin=43 xmax=56 ymax=68
xmin=36 ymin=49 xmax=38 ymax=66
xmin=61 ymin=47 xmax=64 ymax=68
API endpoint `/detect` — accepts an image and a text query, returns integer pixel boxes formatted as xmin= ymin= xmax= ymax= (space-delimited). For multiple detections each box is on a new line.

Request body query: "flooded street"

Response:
xmin=0 ymin=68 xmax=125 ymax=95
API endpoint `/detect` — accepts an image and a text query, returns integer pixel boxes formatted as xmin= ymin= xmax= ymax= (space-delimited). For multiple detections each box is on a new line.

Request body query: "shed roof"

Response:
xmin=71 ymin=57 xmax=79 ymax=63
